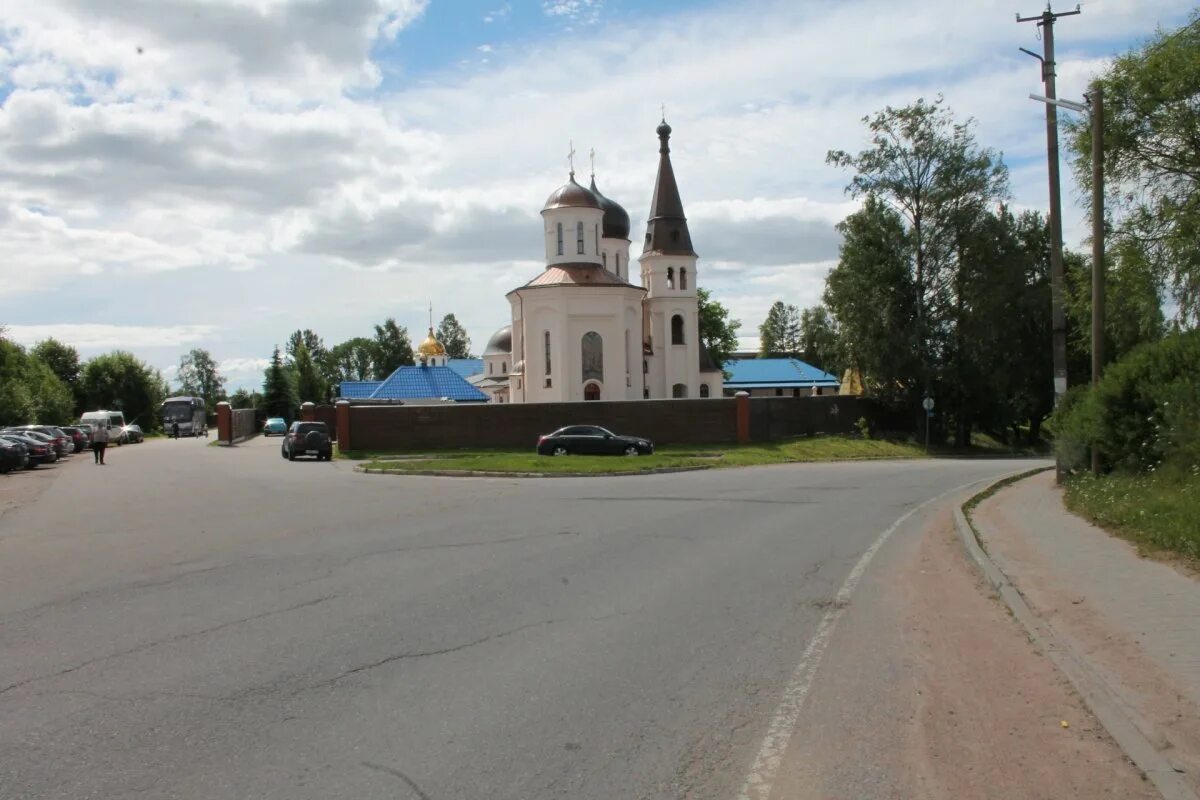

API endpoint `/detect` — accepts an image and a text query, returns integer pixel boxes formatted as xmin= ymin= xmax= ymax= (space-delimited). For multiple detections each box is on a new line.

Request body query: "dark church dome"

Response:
xmin=543 ymin=174 xmax=601 ymax=211
xmin=483 ymin=325 xmax=512 ymax=356
xmin=589 ymin=177 xmax=630 ymax=240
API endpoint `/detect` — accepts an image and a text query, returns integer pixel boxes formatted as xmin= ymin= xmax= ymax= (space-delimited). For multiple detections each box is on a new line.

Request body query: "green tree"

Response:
xmin=177 ymin=348 xmax=227 ymax=414
xmin=329 ymin=337 xmax=378 ymax=384
xmin=758 ymin=301 xmax=802 ymax=356
xmin=1069 ymin=12 xmax=1200 ymax=321
xmin=25 ymin=358 xmax=75 ymax=424
xmin=0 ymin=337 xmax=36 ymax=426
xmin=798 ymin=305 xmax=839 ymax=374
xmin=30 ymin=338 xmax=82 ymax=411
xmin=261 ymin=346 xmax=298 ymax=421
xmin=697 ymin=287 xmax=741 ymax=373
xmin=292 ymin=343 xmax=328 ymax=406
xmin=372 ymin=318 xmax=414 ymax=379
xmin=436 ymin=313 xmax=473 ymax=359
xmin=228 ymin=388 xmax=263 ymax=410
xmin=824 ymin=195 xmax=919 ymax=407
xmin=286 ymin=329 xmax=326 ymax=364
xmin=79 ymin=352 xmax=168 ymax=432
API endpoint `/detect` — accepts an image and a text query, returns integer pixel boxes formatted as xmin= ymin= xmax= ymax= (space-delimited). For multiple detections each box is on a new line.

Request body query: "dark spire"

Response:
xmin=643 ymin=118 xmax=696 ymax=257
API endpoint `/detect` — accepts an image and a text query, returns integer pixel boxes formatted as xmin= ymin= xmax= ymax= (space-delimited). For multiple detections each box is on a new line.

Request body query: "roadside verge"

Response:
xmin=954 ymin=470 xmax=1198 ymax=800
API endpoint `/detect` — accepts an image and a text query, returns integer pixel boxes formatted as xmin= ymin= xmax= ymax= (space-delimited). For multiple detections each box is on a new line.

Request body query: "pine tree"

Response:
xmin=293 ymin=343 xmax=328 ymax=406
xmin=262 ymin=346 xmax=298 ymax=421
xmin=436 ymin=314 xmax=473 ymax=359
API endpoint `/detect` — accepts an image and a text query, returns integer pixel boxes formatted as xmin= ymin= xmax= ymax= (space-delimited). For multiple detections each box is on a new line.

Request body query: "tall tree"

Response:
xmin=176 ymin=348 xmax=227 ymax=414
xmin=79 ymin=351 xmax=168 ymax=432
xmin=798 ymin=305 xmax=839 ymax=374
xmin=286 ymin=329 xmax=326 ymax=364
xmin=0 ymin=337 xmax=74 ymax=425
xmin=697 ymin=287 xmax=741 ymax=373
xmin=228 ymin=388 xmax=263 ymax=410
xmin=758 ymin=301 xmax=802 ymax=356
xmin=261 ymin=346 xmax=297 ymax=421
xmin=329 ymin=337 xmax=378 ymax=384
xmin=824 ymin=195 xmax=920 ymax=407
xmin=1069 ymin=12 xmax=1200 ymax=321
xmin=30 ymin=338 xmax=82 ymax=411
xmin=292 ymin=343 xmax=327 ymax=406
xmin=372 ymin=318 xmax=414 ymax=379
xmin=827 ymin=97 xmax=1008 ymax=413
xmin=436 ymin=313 xmax=473 ymax=359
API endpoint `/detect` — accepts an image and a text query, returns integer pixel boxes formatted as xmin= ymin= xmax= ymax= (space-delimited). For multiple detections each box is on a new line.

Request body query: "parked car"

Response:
xmin=122 ymin=424 xmax=145 ymax=443
xmin=60 ymin=426 xmax=90 ymax=453
xmin=8 ymin=426 xmax=71 ymax=458
xmin=263 ymin=417 xmax=288 ymax=436
xmin=0 ymin=433 xmax=55 ymax=466
xmin=536 ymin=425 xmax=654 ymax=456
xmin=0 ymin=438 xmax=28 ymax=473
xmin=281 ymin=422 xmax=333 ymax=461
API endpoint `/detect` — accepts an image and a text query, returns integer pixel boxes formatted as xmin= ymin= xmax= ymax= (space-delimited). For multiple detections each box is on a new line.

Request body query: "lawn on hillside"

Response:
xmin=1064 ymin=469 xmax=1200 ymax=563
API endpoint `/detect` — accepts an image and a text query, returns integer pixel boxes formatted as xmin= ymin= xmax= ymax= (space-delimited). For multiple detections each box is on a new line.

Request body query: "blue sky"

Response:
xmin=0 ymin=0 xmax=1193 ymax=391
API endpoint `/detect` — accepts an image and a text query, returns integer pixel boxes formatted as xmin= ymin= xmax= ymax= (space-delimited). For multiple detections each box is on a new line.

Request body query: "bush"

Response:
xmin=1052 ymin=331 xmax=1200 ymax=472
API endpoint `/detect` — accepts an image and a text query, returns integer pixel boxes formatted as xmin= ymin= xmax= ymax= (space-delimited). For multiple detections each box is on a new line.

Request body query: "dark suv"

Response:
xmin=281 ymin=422 xmax=333 ymax=462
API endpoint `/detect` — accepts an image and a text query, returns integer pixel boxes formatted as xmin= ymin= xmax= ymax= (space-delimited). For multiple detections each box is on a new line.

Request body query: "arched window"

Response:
xmin=501 ymin=361 xmax=506 ymax=373
xmin=671 ymin=314 xmax=685 ymax=345
xmin=581 ymin=331 xmax=603 ymax=383
xmin=602 ymin=252 xmax=608 ymax=268
xmin=615 ymin=253 xmax=621 ymax=276
xmin=488 ymin=362 xmax=493 ymax=375
xmin=672 ymin=383 xmax=688 ymax=398
xmin=544 ymin=331 xmax=552 ymax=376
xmin=680 ymin=267 xmax=687 ymax=290
xmin=576 ymin=221 xmax=585 ymax=254
xmin=667 ymin=267 xmax=675 ymax=289
xmin=594 ymin=224 xmax=599 ymax=254
xmin=556 ymin=222 xmax=563 ymax=256
xmin=584 ymin=383 xmax=601 ymax=401
xmin=699 ymin=384 xmax=710 ymax=398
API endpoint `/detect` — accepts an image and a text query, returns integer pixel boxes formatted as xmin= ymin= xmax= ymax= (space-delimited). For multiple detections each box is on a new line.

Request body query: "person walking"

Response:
xmin=92 ymin=422 xmax=109 ymax=465
xmin=172 ymin=421 xmax=180 ymax=440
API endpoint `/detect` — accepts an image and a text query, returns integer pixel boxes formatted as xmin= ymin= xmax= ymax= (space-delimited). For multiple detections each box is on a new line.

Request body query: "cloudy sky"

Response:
xmin=0 ymin=0 xmax=1192 ymax=390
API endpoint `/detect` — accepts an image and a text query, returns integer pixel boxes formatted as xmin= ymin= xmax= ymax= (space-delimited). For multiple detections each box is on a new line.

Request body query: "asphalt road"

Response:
xmin=0 ymin=436 xmax=1037 ymax=799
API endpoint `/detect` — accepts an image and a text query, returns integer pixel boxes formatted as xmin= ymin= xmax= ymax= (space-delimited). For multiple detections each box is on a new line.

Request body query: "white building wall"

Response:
xmin=543 ymin=206 xmax=605 ymax=266
xmin=600 ymin=236 xmax=632 ymax=280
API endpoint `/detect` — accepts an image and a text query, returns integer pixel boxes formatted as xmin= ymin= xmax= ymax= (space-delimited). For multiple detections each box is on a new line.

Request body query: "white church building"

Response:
xmin=481 ymin=119 xmax=724 ymax=404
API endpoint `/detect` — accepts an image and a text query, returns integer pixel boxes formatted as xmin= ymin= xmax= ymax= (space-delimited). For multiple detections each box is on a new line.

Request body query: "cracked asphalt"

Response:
xmin=0 ymin=435 xmax=1035 ymax=799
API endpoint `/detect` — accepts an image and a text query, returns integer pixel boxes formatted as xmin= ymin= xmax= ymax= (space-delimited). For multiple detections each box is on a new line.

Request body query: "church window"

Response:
xmin=624 ymin=329 xmax=630 ymax=381
xmin=544 ymin=331 xmax=552 ymax=376
xmin=556 ymin=223 xmax=563 ymax=256
xmin=602 ymin=252 xmax=607 ymax=268
xmin=615 ymin=253 xmax=621 ymax=276
xmin=501 ymin=361 xmax=506 ymax=373
xmin=643 ymin=359 xmax=648 ymax=374
xmin=700 ymin=384 xmax=710 ymax=398
xmin=582 ymin=331 xmax=603 ymax=383
xmin=488 ymin=362 xmax=493 ymax=375
xmin=577 ymin=221 xmax=585 ymax=254
xmin=595 ymin=224 xmax=600 ymax=254
xmin=672 ymin=383 xmax=688 ymax=398
xmin=667 ymin=267 xmax=675 ymax=289
xmin=680 ymin=267 xmax=687 ymax=290
xmin=671 ymin=314 xmax=685 ymax=345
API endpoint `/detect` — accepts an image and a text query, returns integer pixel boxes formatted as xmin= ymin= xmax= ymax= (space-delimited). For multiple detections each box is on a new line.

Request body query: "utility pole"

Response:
xmin=1090 ymin=84 xmax=1105 ymax=474
xmin=1019 ymin=3 xmax=1079 ymax=482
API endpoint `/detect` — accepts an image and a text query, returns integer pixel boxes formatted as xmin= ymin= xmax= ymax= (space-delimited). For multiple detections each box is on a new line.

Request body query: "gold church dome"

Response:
xmin=417 ymin=328 xmax=447 ymax=356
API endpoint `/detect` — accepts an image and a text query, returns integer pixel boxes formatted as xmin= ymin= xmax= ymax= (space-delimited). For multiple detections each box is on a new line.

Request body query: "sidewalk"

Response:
xmin=972 ymin=470 xmax=1200 ymax=796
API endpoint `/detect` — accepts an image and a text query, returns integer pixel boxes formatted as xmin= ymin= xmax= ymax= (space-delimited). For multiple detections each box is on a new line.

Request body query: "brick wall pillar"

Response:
xmin=216 ymin=401 xmax=232 ymax=443
xmin=300 ymin=402 xmax=315 ymax=422
xmin=335 ymin=400 xmax=350 ymax=451
xmin=735 ymin=391 xmax=750 ymax=444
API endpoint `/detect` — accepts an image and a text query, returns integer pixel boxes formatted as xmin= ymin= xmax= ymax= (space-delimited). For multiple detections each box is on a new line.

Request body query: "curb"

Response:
xmin=353 ymin=464 xmax=713 ymax=479
xmin=954 ymin=476 xmax=1197 ymax=800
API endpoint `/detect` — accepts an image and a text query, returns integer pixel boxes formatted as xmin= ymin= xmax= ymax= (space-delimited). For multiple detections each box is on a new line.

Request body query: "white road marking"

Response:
xmin=735 ymin=477 xmax=987 ymax=800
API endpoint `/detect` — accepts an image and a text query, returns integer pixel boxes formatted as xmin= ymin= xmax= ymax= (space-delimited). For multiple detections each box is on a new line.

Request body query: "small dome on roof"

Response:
xmin=589 ymin=177 xmax=630 ymax=240
xmin=483 ymin=325 xmax=512 ymax=356
xmin=543 ymin=174 xmax=601 ymax=211
xmin=510 ymin=359 xmax=525 ymax=375
xmin=416 ymin=328 xmax=446 ymax=356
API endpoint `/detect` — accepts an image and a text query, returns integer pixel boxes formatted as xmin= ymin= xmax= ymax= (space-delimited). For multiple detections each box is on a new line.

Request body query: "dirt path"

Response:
xmin=769 ymin=506 xmax=1156 ymax=799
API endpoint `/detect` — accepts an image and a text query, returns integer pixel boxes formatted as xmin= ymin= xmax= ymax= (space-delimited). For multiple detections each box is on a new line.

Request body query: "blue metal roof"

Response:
xmin=339 ymin=381 xmax=383 ymax=399
xmin=363 ymin=365 xmax=488 ymax=402
xmin=722 ymin=358 xmax=840 ymax=387
xmin=447 ymin=358 xmax=483 ymax=378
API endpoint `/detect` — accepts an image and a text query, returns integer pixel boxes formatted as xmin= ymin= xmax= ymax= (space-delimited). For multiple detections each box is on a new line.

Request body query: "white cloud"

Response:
xmin=542 ymin=0 xmax=602 ymax=23
xmin=483 ymin=3 xmax=511 ymax=23
xmin=3 ymin=324 xmax=218 ymax=349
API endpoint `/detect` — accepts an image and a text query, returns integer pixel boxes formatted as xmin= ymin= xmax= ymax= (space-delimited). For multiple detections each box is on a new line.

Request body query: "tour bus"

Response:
xmin=159 ymin=396 xmax=207 ymax=437
xmin=79 ymin=410 xmax=129 ymax=444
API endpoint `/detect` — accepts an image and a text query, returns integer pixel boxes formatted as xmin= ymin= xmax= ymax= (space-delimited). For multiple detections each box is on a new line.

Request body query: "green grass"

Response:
xmin=1064 ymin=468 xmax=1200 ymax=563
xmin=359 ymin=436 xmax=932 ymax=475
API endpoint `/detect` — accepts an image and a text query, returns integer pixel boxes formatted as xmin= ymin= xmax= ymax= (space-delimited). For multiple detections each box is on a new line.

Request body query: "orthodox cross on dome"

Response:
xmin=428 ymin=302 xmax=433 ymax=330
xmin=660 ymin=102 xmax=665 ymax=121
xmin=589 ymin=147 xmax=596 ymax=180
xmin=567 ymin=140 xmax=576 ymax=177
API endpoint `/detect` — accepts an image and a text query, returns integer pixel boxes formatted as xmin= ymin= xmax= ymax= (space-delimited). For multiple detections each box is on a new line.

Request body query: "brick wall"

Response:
xmin=747 ymin=396 xmax=868 ymax=441
xmin=347 ymin=398 xmax=740 ymax=451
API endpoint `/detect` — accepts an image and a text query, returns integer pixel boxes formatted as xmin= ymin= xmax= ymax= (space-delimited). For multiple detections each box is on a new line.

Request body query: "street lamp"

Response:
xmin=1030 ymin=85 xmax=1105 ymax=474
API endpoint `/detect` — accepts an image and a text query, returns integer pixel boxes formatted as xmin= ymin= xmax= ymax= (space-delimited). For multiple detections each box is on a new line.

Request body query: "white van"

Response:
xmin=80 ymin=410 xmax=129 ymax=445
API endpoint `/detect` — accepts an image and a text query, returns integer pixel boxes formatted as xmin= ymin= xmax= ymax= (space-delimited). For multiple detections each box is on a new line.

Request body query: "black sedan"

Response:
xmin=536 ymin=426 xmax=654 ymax=456
xmin=0 ymin=438 xmax=28 ymax=473
xmin=0 ymin=433 xmax=54 ymax=466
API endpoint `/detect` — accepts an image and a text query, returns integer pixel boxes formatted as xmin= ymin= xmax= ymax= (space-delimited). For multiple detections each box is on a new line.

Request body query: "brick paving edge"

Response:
xmin=955 ymin=472 xmax=1197 ymax=800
